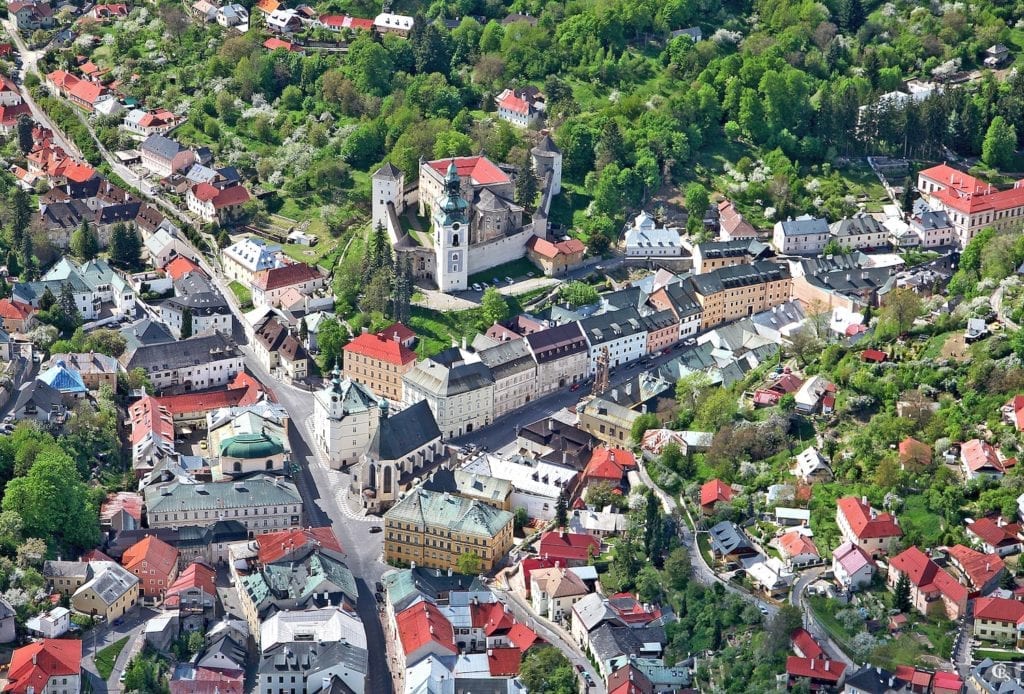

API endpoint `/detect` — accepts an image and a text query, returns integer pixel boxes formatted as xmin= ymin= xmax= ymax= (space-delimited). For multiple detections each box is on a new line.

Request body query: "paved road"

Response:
xmin=791 ymin=567 xmax=853 ymax=667
xmin=992 ymin=284 xmax=1020 ymax=330
xmin=490 ymin=582 xmax=606 ymax=694
xmin=79 ymin=606 xmax=158 ymax=694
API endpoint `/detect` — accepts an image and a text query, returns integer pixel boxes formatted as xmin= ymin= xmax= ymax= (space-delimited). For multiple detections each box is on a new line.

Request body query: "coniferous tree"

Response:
xmin=555 ymin=491 xmax=568 ymax=529
xmin=38 ymin=286 xmax=55 ymax=311
xmin=16 ymin=115 xmax=33 ymax=155
xmin=298 ymin=317 xmax=308 ymax=343
xmin=514 ymin=153 xmax=538 ymax=211
xmin=70 ymin=219 xmax=99 ymax=261
xmin=179 ymin=306 xmax=193 ymax=339
xmin=901 ymin=178 xmax=915 ymax=217
xmin=894 ymin=572 xmax=912 ymax=612
xmin=109 ymin=223 xmax=142 ymax=269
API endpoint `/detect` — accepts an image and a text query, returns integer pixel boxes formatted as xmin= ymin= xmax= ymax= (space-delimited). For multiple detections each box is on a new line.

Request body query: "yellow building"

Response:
xmin=688 ymin=261 xmax=792 ymax=330
xmin=384 ymin=488 xmax=514 ymax=571
xmin=44 ymin=560 xmax=140 ymax=621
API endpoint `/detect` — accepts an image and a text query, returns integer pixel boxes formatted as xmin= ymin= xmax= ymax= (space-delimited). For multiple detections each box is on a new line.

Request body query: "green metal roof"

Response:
xmin=219 ymin=432 xmax=285 ymax=459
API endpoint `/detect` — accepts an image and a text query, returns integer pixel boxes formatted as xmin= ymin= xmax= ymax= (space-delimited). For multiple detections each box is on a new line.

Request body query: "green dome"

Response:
xmin=219 ymin=433 xmax=285 ymax=459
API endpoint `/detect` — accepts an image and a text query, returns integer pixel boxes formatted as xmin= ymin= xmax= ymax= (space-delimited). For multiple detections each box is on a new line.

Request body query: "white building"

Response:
xmin=494 ymin=87 xmax=544 ymax=128
xmin=121 ymin=331 xmax=244 ymax=391
xmin=624 ymin=211 xmax=683 ymax=257
xmin=222 ymin=237 xmax=282 ymax=284
xmin=829 ymin=214 xmax=888 ymax=250
xmin=579 ymin=309 xmax=647 ymax=376
xmin=772 ymin=215 xmax=830 ymax=255
xmin=530 ymin=567 xmax=589 ymax=622
xmin=831 ymin=541 xmax=875 ymax=592
xmin=402 ymin=347 xmax=494 ymax=440
xmin=312 ymin=370 xmax=380 ymax=470
xmin=461 ymin=454 xmax=576 ymax=521
xmin=25 ymin=606 xmax=71 ymax=638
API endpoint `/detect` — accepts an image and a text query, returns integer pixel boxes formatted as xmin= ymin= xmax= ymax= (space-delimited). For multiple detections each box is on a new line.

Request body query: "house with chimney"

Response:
xmin=140 ymin=134 xmax=196 ymax=178
xmin=121 ymin=535 xmax=180 ymax=601
xmin=836 ymin=496 xmax=902 ymax=557
xmin=785 ymin=656 xmax=846 ymax=692
xmin=699 ymin=479 xmax=733 ymax=515
xmin=5 ymin=639 xmax=82 ymax=694
xmin=530 ymin=567 xmax=589 ymax=622
xmin=966 ymin=516 xmax=1023 ymax=557
xmin=342 ymin=323 xmax=418 ymax=403
xmin=831 ymin=541 xmax=875 ymax=592
xmin=8 ymin=1 xmax=54 ymax=30
xmin=537 ymin=531 xmax=599 ymax=567
xmin=494 ymin=86 xmax=544 ymax=128
xmin=972 ymin=597 xmax=1024 ymax=649
xmin=961 ymin=438 xmax=1016 ymax=480
xmin=250 ymin=262 xmax=325 ymax=308
xmin=186 ymin=183 xmax=251 ymax=225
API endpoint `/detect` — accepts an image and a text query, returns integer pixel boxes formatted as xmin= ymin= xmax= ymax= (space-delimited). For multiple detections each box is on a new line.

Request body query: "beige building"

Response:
xmin=688 ymin=261 xmax=792 ymax=330
xmin=342 ymin=324 xmax=418 ymax=403
xmin=973 ymin=597 xmax=1024 ymax=648
xmin=691 ymin=239 xmax=770 ymax=274
xmin=384 ymin=488 xmax=514 ymax=571
xmin=47 ymin=352 xmax=119 ymax=390
xmin=402 ymin=347 xmax=495 ymax=440
xmin=44 ymin=560 xmax=140 ymax=621
xmin=477 ymin=339 xmax=537 ymax=419
xmin=144 ymin=476 xmax=303 ymax=537
xmin=523 ymin=323 xmax=589 ymax=396
xmin=530 ymin=567 xmax=589 ymax=622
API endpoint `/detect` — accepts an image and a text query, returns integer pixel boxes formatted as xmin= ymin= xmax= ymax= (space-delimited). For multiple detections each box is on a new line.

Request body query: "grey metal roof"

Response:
xmin=709 ymin=521 xmax=755 ymax=556
xmin=829 ymin=213 xmax=884 ymax=238
xmin=13 ymin=380 xmax=64 ymax=413
xmin=141 ymin=133 xmax=187 ymax=161
xmin=696 ymin=238 xmax=769 ymax=259
xmin=572 ymin=592 xmax=618 ymax=632
xmin=689 ymin=261 xmax=789 ymax=296
xmin=778 ymin=215 xmax=828 ymax=237
xmin=579 ymin=307 xmax=644 ymax=345
xmin=477 ymin=339 xmax=535 ymax=379
xmin=373 ymin=162 xmax=402 ymax=180
xmin=384 ymin=488 xmax=512 ymax=538
xmin=123 ymin=330 xmax=240 ymax=372
xmin=524 ymin=322 xmax=588 ymax=362
xmin=404 ymin=350 xmax=494 ymax=397
xmin=145 ymin=476 xmax=301 ymax=513
xmin=258 ymin=639 xmax=367 ymax=676
xmin=119 ymin=318 xmax=176 ymax=352
xmin=366 ymin=400 xmax=441 ymax=462
xmin=79 ymin=562 xmax=139 ymax=605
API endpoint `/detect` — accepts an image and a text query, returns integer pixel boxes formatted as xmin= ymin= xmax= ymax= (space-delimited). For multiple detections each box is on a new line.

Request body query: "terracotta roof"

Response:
xmin=932 ymin=671 xmax=963 ymax=694
xmin=191 ymin=182 xmax=218 ymax=202
xmin=122 ymin=535 xmax=179 ymax=580
xmin=608 ymin=665 xmax=654 ymax=694
xmin=165 ymin=561 xmax=217 ymax=601
xmin=319 ymin=14 xmax=373 ymax=30
xmin=100 ymin=491 xmax=144 ymax=524
xmin=973 ymin=596 xmax=1024 ymax=624
xmin=837 ymin=497 xmax=902 ymax=540
xmin=967 ymin=517 xmax=1022 ymax=548
xmin=791 ymin=628 xmax=823 ymax=660
xmin=506 ymin=621 xmax=539 ymax=651
xmin=898 ymin=437 xmax=932 ymax=467
xmin=537 ymin=531 xmax=600 ymax=562
xmin=395 ymin=601 xmax=457 ymax=657
xmin=212 ymin=185 xmax=250 ymax=209
xmin=0 ymin=299 xmax=35 ymax=320
xmin=252 ymin=262 xmax=323 ymax=291
xmin=786 ymin=656 xmax=845 ymax=683
xmin=479 ymin=601 xmax=513 ymax=635
xmin=890 ymin=546 xmax=967 ymax=604
xmin=263 ymin=37 xmax=299 ymax=52
xmin=946 ymin=544 xmax=1004 ymax=591
xmin=344 ymin=330 xmax=417 ymax=366
xmin=426 ymin=156 xmax=509 ymax=186
xmin=700 ymin=479 xmax=733 ymax=508
xmin=919 ymin=164 xmax=986 ymax=195
xmin=256 ymin=527 xmax=341 ymax=564
xmin=68 ymin=79 xmax=105 ymax=105
xmin=255 ymin=0 xmax=280 ymax=13
xmin=128 ymin=395 xmax=174 ymax=445
xmin=583 ymin=446 xmax=636 ymax=482
xmin=779 ymin=531 xmax=818 ymax=559
xmin=607 ymin=592 xmax=662 ymax=625
xmin=165 ymin=256 xmax=205 ymax=280
xmin=530 ymin=567 xmax=588 ymax=598
xmin=861 ymin=348 xmax=887 ymax=363
xmin=496 ymin=89 xmax=530 ymax=115
xmin=526 ymin=235 xmax=585 ymax=258
xmin=154 ymin=375 xmax=264 ymax=415
xmin=4 ymin=639 xmax=82 ymax=693
xmin=961 ymin=438 xmax=1010 ymax=474
xmin=487 ymin=647 xmax=522 ymax=676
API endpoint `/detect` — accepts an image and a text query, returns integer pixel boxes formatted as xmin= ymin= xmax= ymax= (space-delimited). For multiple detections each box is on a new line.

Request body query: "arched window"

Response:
xmin=383 ymin=465 xmax=393 ymax=495
xmin=233 ymin=462 xmax=242 ymax=472
xmin=452 ymin=233 xmax=460 ymax=246
xmin=266 ymin=460 xmax=274 ymax=470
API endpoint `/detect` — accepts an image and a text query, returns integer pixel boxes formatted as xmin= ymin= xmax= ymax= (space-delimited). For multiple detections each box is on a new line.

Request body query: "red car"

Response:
xmin=570 ymin=383 xmax=581 ymax=391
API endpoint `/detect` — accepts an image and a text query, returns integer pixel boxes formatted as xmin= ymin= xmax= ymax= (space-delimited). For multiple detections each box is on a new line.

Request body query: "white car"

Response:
xmin=472 ymin=283 xmax=483 ymax=292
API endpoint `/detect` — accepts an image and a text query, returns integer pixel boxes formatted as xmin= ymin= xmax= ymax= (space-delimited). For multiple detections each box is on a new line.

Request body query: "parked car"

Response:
xmin=505 ymin=276 xmax=514 ymax=284
xmin=472 ymin=283 xmax=483 ymax=292
xmin=369 ymin=526 xmax=382 ymax=534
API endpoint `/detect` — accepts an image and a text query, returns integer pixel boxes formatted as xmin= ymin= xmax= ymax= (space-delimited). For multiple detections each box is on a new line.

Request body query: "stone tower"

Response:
xmin=433 ymin=160 xmax=470 ymax=292
xmin=531 ymin=134 xmax=562 ymax=196
xmin=371 ymin=162 xmax=404 ymax=236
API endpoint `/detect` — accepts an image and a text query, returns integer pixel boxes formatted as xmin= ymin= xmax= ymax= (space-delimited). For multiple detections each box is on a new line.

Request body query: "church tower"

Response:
xmin=433 ymin=160 xmax=470 ymax=292
xmin=311 ymin=361 xmax=380 ymax=470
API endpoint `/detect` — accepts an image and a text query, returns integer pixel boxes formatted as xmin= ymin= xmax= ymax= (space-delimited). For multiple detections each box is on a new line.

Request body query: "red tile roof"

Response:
xmin=487 ymin=647 xmax=522 ymax=676
xmin=128 ymin=395 xmax=174 ymax=445
xmin=919 ymin=164 xmax=986 ymax=195
xmin=506 ymin=621 xmax=539 ymax=651
xmin=538 ymin=531 xmax=600 ymax=563
xmin=967 ymin=517 xmax=1022 ymax=548
xmin=700 ymin=479 xmax=733 ymax=508
xmin=155 ymin=376 xmax=264 ymax=416
xmin=81 ymin=549 xmax=115 ymax=562
xmin=0 ymin=299 xmax=35 ymax=320
xmin=790 ymin=628 xmax=823 ymax=660
xmin=427 ymin=156 xmax=510 ymax=186
xmin=165 ymin=561 xmax=217 ymax=603
xmin=608 ymin=665 xmax=654 ymax=694
xmin=785 ymin=656 xmax=845 ymax=683
xmin=63 ymin=161 xmax=96 ymax=183
xmin=583 ymin=446 xmax=635 ymax=483
xmin=68 ymin=79 xmax=105 ymax=106
xmin=516 ymin=556 xmax=558 ymax=593
xmin=319 ymin=14 xmax=373 ymax=30
xmin=946 ymin=544 xmax=1004 ymax=591
xmin=253 ymin=262 xmax=324 ymax=291
xmin=961 ymin=438 xmax=1010 ymax=474
xmin=0 ymin=103 xmax=30 ymax=127
xmin=395 ymin=601 xmax=457 ymax=657
xmin=122 ymin=535 xmax=179 ymax=581
xmin=1005 ymin=395 xmax=1024 ymax=431
xmin=974 ymin=596 xmax=1024 ymax=624
xmin=890 ymin=546 xmax=968 ymax=604
xmin=198 ymin=184 xmax=250 ymax=209
xmin=526 ymin=235 xmax=585 ymax=259
xmin=100 ymin=491 xmax=144 ymax=524
xmin=496 ymin=89 xmax=530 ymax=115
xmin=191 ymin=182 xmax=219 ymax=202
xmin=861 ymin=348 xmax=887 ymax=363
xmin=477 ymin=601 xmax=513 ymax=635
xmin=779 ymin=531 xmax=819 ymax=559
xmin=607 ymin=592 xmax=662 ymax=625
xmin=932 ymin=671 xmax=963 ymax=694
xmin=256 ymin=527 xmax=341 ymax=564
xmin=837 ymin=497 xmax=903 ymax=540
xmin=165 ymin=256 xmax=205 ymax=279
xmin=169 ymin=667 xmax=244 ymax=694
xmin=4 ymin=640 xmax=82 ymax=693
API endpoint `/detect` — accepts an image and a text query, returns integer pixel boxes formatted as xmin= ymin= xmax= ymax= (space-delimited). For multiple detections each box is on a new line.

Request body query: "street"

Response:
xmin=791 ymin=567 xmax=853 ymax=667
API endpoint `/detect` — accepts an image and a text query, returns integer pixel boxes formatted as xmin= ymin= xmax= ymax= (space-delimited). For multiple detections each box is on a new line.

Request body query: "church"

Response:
xmin=371 ymin=135 xmax=563 ymax=292
xmin=312 ymin=365 xmax=445 ymax=513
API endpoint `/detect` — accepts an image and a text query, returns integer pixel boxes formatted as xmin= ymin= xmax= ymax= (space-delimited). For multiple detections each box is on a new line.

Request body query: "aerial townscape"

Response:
xmin=5 ymin=2 xmax=1024 ymax=694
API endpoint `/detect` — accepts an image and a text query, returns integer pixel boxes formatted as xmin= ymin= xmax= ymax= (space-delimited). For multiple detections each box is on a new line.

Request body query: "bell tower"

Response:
xmin=434 ymin=160 xmax=469 ymax=292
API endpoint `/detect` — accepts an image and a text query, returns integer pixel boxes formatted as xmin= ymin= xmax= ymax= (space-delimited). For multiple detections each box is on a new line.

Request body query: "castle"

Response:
xmin=371 ymin=135 xmax=563 ymax=292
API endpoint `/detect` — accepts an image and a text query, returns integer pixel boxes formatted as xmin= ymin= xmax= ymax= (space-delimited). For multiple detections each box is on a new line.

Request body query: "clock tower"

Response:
xmin=434 ymin=160 xmax=469 ymax=291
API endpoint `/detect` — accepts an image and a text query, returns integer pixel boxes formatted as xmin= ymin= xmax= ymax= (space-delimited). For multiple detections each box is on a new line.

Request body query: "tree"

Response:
xmin=11 ymin=188 xmax=31 ymax=242
xmin=359 ymin=269 xmax=393 ymax=316
xmin=316 ymin=318 xmax=346 ymax=371
xmin=901 ymin=177 xmax=915 ymax=217
xmin=894 ymin=572 xmax=912 ymax=612
xmin=879 ymin=288 xmax=923 ymax=337
xmin=179 ymin=306 xmax=193 ymax=339
xmin=456 ymin=552 xmax=482 ymax=575
xmin=560 ymin=281 xmax=599 ymax=307
xmin=298 ymin=318 xmax=308 ymax=344
xmin=518 ymin=646 xmax=578 ymax=694
xmin=16 ymin=115 xmax=33 ymax=155
xmin=585 ymin=482 xmax=618 ymax=509
xmin=1 ymin=447 xmax=99 ymax=551
xmin=685 ymin=183 xmax=709 ymax=236
xmin=38 ymin=286 xmax=56 ymax=312
xmin=787 ymin=327 xmax=822 ymax=366
xmin=392 ymin=254 xmax=413 ymax=325
xmin=513 ymin=507 xmax=529 ymax=532
xmin=514 ymin=153 xmax=538 ymax=210
xmin=631 ymin=412 xmax=659 ymax=444
xmin=16 ymin=537 xmax=46 ymax=568
xmin=982 ymin=116 xmax=1017 ymax=170
xmin=109 ymin=223 xmax=141 ymax=269
xmin=481 ymin=287 xmax=509 ymax=325
xmin=70 ymin=219 xmax=99 ymax=261
xmin=555 ymin=491 xmax=568 ymax=529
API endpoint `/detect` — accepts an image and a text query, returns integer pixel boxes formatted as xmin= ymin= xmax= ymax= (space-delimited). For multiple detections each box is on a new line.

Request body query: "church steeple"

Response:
xmin=439 ymin=159 xmax=468 ymax=220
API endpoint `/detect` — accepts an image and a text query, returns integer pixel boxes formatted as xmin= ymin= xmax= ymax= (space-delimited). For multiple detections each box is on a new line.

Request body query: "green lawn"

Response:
xmin=468 ymin=257 xmax=540 ymax=286
xmin=95 ymin=636 xmax=129 ymax=680
xmin=900 ymin=494 xmax=947 ymax=548
xmin=228 ymin=280 xmax=252 ymax=309
xmin=975 ymin=648 xmax=1024 ymax=661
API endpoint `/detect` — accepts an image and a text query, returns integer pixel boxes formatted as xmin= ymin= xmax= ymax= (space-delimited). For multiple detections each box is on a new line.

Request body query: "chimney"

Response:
xmin=824 ymin=661 xmax=830 ymax=672
xmin=548 ymin=419 xmax=555 ymax=432
xmin=611 ymin=388 xmax=618 ymax=401
xmin=393 ymin=331 xmax=400 ymax=342
xmin=625 ymin=382 xmax=632 ymax=396
xmin=810 ymin=659 xmax=815 ymax=670
xmin=461 ymin=336 xmax=467 ymax=351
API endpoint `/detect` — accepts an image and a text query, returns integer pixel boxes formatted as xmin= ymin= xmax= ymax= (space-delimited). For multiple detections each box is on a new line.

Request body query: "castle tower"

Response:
xmin=531 ymin=134 xmax=562 ymax=196
xmin=434 ymin=160 xmax=470 ymax=292
xmin=371 ymin=162 xmax=404 ymax=237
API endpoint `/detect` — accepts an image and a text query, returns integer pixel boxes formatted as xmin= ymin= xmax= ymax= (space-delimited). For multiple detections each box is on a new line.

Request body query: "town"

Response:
xmin=0 ymin=0 xmax=1024 ymax=693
